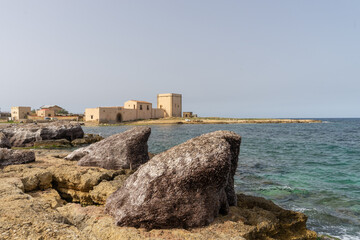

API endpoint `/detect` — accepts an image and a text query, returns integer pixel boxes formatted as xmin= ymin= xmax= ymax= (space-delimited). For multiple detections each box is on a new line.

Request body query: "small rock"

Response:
xmin=71 ymin=134 xmax=104 ymax=146
xmin=34 ymin=139 xmax=72 ymax=149
xmin=0 ymin=148 xmax=35 ymax=167
xmin=90 ymin=173 xmax=131 ymax=205
xmin=0 ymin=132 xmax=11 ymax=148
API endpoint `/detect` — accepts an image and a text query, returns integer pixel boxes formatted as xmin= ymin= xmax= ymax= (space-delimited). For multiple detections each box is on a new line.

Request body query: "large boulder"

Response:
xmin=0 ymin=132 xmax=10 ymax=148
xmin=0 ymin=121 xmax=84 ymax=147
xmin=65 ymin=127 xmax=151 ymax=170
xmin=105 ymin=130 xmax=241 ymax=229
xmin=0 ymin=148 xmax=36 ymax=167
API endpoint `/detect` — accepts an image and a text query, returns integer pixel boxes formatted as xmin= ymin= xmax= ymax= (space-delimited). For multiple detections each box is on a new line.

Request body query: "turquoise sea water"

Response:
xmin=83 ymin=118 xmax=360 ymax=240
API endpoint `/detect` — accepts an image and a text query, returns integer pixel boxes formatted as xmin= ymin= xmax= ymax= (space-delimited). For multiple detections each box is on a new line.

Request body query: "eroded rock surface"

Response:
xmin=0 ymin=121 xmax=84 ymax=147
xmin=0 ymin=149 xmax=317 ymax=240
xmin=48 ymin=164 xmax=127 ymax=205
xmin=66 ymin=127 xmax=151 ymax=170
xmin=0 ymin=148 xmax=35 ymax=167
xmin=0 ymin=149 xmax=131 ymax=205
xmin=0 ymin=132 xmax=10 ymax=148
xmin=105 ymin=130 xmax=241 ymax=229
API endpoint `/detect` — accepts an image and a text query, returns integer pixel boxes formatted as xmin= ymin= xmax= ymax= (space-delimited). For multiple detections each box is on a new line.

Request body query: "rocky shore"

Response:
xmin=0 ymin=123 xmax=318 ymax=239
xmin=85 ymin=117 xmax=322 ymax=126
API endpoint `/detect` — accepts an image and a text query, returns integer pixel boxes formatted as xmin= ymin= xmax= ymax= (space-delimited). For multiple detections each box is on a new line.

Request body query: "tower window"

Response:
xmin=147 ymin=105 xmax=149 ymax=110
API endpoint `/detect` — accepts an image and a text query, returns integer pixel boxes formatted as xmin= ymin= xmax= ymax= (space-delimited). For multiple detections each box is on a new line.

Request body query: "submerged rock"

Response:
xmin=0 ymin=132 xmax=10 ymax=148
xmin=66 ymin=127 xmax=151 ymax=170
xmin=71 ymin=134 xmax=104 ymax=146
xmin=0 ymin=121 xmax=84 ymax=147
xmin=0 ymin=148 xmax=35 ymax=167
xmin=105 ymin=130 xmax=241 ymax=229
xmin=34 ymin=139 xmax=72 ymax=148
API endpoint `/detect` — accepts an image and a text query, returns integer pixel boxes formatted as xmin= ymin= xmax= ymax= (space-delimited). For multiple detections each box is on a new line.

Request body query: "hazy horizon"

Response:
xmin=1 ymin=1 xmax=359 ymax=118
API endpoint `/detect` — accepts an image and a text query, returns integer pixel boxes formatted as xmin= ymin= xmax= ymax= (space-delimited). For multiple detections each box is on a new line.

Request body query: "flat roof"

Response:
xmin=126 ymin=100 xmax=152 ymax=104
xmin=157 ymin=93 xmax=182 ymax=96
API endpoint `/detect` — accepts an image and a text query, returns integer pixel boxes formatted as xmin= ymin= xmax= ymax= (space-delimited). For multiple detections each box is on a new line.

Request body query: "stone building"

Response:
xmin=11 ymin=106 xmax=31 ymax=121
xmin=85 ymin=93 xmax=182 ymax=123
xmin=40 ymin=105 xmax=63 ymax=114
xmin=183 ymin=112 xmax=193 ymax=118
xmin=0 ymin=111 xmax=11 ymax=120
xmin=36 ymin=108 xmax=55 ymax=118
xmin=157 ymin=93 xmax=182 ymax=117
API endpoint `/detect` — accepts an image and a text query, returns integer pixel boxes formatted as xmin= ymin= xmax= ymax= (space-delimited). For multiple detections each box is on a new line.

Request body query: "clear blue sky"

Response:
xmin=1 ymin=1 xmax=359 ymax=118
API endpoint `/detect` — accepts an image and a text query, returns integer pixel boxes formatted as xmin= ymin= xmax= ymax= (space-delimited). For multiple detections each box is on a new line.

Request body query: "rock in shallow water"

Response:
xmin=105 ymin=130 xmax=241 ymax=229
xmin=0 ymin=148 xmax=35 ymax=167
xmin=0 ymin=121 xmax=84 ymax=147
xmin=33 ymin=139 xmax=72 ymax=148
xmin=65 ymin=127 xmax=151 ymax=170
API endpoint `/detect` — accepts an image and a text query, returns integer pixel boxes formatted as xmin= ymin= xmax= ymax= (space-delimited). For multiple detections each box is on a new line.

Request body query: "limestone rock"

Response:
xmin=0 ymin=121 xmax=84 ymax=147
xmin=66 ymin=127 xmax=151 ymax=170
xmin=0 ymin=178 xmax=83 ymax=240
xmin=0 ymin=164 xmax=53 ymax=191
xmin=34 ymin=138 xmax=72 ymax=148
xmin=0 ymin=148 xmax=317 ymax=239
xmin=0 ymin=132 xmax=10 ymax=148
xmin=71 ymin=134 xmax=104 ymax=146
xmin=20 ymin=168 xmax=53 ymax=192
xmin=90 ymin=173 xmax=130 ymax=205
xmin=28 ymin=188 xmax=67 ymax=209
xmin=105 ymin=130 xmax=241 ymax=229
xmin=58 ymin=194 xmax=317 ymax=240
xmin=47 ymin=164 xmax=124 ymax=205
xmin=0 ymin=148 xmax=35 ymax=167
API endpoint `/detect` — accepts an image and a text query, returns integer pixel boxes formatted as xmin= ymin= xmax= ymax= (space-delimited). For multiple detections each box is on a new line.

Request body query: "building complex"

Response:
xmin=85 ymin=93 xmax=182 ymax=123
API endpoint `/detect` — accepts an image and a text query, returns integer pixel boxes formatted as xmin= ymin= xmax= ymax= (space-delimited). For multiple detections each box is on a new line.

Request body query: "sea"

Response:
xmin=83 ymin=118 xmax=360 ymax=240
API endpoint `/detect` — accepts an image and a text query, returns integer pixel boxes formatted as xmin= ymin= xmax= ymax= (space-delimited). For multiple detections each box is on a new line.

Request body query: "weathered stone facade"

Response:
xmin=11 ymin=106 xmax=31 ymax=121
xmin=85 ymin=93 xmax=182 ymax=123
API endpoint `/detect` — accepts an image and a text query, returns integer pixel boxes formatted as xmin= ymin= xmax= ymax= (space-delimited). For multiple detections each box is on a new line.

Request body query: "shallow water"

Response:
xmin=83 ymin=118 xmax=360 ymax=239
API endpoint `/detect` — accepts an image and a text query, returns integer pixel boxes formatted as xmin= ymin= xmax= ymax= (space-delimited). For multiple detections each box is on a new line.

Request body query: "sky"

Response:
xmin=0 ymin=0 xmax=359 ymax=118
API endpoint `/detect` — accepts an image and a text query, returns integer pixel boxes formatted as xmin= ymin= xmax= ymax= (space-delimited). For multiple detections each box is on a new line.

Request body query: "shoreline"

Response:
xmin=85 ymin=117 xmax=322 ymax=126
xmin=0 ymin=148 xmax=319 ymax=239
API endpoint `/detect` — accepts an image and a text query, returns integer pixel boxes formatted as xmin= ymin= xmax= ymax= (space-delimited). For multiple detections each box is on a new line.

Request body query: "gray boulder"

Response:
xmin=66 ymin=127 xmax=151 ymax=170
xmin=0 ymin=122 xmax=84 ymax=147
xmin=105 ymin=130 xmax=241 ymax=229
xmin=0 ymin=132 xmax=10 ymax=149
xmin=0 ymin=148 xmax=35 ymax=167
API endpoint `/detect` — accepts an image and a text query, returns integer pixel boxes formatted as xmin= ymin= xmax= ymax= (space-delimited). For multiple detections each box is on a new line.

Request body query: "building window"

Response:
xmin=160 ymin=105 xmax=162 ymax=109
xmin=133 ymin=105 xmax=135 ymax=109
xmin=147 ymin=105 xmax=149 ymax=110
xmin=91 ymin=115 xmax=93 ymax=119
xmin=140 ymin=105 xmax=143 ymax=110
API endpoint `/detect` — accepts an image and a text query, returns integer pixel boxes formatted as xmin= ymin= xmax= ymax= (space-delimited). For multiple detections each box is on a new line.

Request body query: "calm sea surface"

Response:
xmin=83 ymin=118 xmax=360 ymax=240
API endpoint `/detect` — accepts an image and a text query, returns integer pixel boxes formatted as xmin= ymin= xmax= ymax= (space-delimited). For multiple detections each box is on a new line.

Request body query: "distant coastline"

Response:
xmin=85 ymin=117 xmax=322 ymax=126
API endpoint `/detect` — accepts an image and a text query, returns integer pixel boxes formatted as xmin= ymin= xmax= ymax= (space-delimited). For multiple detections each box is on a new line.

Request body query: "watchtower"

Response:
xmin=157 ymin=93 xmax=182 ymax=117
